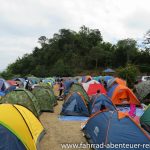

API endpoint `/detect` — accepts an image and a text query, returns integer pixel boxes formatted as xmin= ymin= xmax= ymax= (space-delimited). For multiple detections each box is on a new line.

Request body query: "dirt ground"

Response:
xmin=39 ymin=100 xmax=90 ymax=150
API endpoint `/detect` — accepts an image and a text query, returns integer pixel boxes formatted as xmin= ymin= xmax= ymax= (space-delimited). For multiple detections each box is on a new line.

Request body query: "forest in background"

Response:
xmin=0 ymin=26 xmax=150 ymax=78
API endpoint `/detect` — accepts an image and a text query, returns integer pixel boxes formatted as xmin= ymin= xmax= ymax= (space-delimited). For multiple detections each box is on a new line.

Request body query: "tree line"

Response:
xmin=0 ymin=26 xmax=150 ymax=78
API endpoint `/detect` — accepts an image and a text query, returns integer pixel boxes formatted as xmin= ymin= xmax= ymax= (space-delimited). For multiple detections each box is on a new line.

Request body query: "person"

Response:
xmin=59 ymin=79 xmax=64 ymax=97
xmin=24 ymin=77 xmax=32 ymax=91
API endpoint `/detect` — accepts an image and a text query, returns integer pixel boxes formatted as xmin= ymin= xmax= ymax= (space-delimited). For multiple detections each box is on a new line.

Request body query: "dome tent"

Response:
xmin=1 ymin=88 xmax=40 ymax=117
xmin=0 ymin=104 xmax=45 ymax=150
xmin=61 ymin=92 xmax=89 ymax=116
xmin=32 ymin=86 xmax=54 ymax=112
xmin=83 ymin=111 xmax=150 ymax=150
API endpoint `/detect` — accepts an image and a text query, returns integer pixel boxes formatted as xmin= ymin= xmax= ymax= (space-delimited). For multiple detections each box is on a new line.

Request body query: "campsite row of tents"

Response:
xmin=0 ymin=85 xmax=57 ymax=117
xmin=60 ymin=78 xmax=150 ymax=149
xmin=0 ymin=77 xmax=57 ymax=149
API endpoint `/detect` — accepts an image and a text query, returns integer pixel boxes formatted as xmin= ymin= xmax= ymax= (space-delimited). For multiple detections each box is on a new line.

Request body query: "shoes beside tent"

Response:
xmin=60 ymin=92 xmax=89 ymax=116
xmin=89 ymin=94 xmax=116 ymax=115
xmin=0 ymin=88 xmax=40 ymax=117
xmin=0 ymin=104 xmax=44 ymax=150
xmin=32 ymin=85 xmax=54 ymax=112
xmin=82 ymin=111 xmax=150 ymax=150
xmin=140 ymin=104 xmax=150 ymax=133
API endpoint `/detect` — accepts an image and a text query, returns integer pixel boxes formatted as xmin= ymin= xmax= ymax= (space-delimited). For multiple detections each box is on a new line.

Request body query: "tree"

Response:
xmin=143 ymin=30 xmax=150 ymax=50
xmin=38 ymin=36 xmax=48 ymax=47
xmin=114 ymin=39 xmax=138 ymax=67
xmin=117 ymin=64 xmax=139 ymax=88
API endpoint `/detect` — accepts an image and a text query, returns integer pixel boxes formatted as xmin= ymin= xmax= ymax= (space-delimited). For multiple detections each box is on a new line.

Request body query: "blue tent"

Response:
xmin=60 ymin=92 xmax=89 ymax=116
xmin=0 ymin=78 xmax=10 ymax=92
xmin=93 ymin=76 xmax=102 ymax=82
xmin=83 ymin=111 xmax=150 ymax=150
xmin=0 ymin=91 xmax=5 ymax=96
xmin=103 ymin=68 xmax=115 ymax=73
xmin=0 ymin=125 xmax=26 ymax=150
xmin=107 ymin=83 xmax=118 ymax=98
xmin=89 ymin=94 xmax=116 ymax=115
xmin=104 ymin=76 xmax=114 ymax=83
xmin=63 ymin=80 xmax=74 ymax=96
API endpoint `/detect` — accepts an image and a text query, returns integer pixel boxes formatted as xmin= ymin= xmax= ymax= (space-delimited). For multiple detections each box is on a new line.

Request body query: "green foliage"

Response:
xmin=114 ymin=39 xmax=138 ymax=67
xmin=1 ymin=26 xmax=150 ymax=78
xmin=117 ymin=64 xmax=139 ymax=88
xmin=51 ymin=59 xmax=74 ymax=76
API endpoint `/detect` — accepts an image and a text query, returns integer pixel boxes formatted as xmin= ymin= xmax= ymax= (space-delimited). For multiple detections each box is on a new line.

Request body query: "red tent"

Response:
xmin=7 ymin=80 xmax=17 ymax=86
xmin=87 ymin=83 xmax=106 ymax=96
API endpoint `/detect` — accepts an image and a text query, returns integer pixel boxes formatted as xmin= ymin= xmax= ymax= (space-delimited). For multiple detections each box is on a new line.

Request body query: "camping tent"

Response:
xmin=32 ymin=86 xmax=54 ymax=112
xmin=140 ymin=104 xmax=150 ymax=133
xmin=103 ymin=68 xmax=115 ymax=73
xmin=83 ymin=111 xmax=150 ymax=150
xmin=69 ymin=83 xmax=90 ymax=103
xmin=0 ymin=104 xmax=44 ymax=150
xmin=0 ymin=88 xmax=40 ymax=117
xmin=60 ymin=92 xmax=89 ymax=116
xmin=82 ymin=75 xmax=92 ymax=83
xmin=89 ymin=94 xmax=116 ymax=115
xmin=99 ymin=76 xmax=114 ymax=84
xmin=7 ymin=80 xmax=17 ymax=86
xmin=107 ymin=84 xmax=140 ymax=106
xmin=13 ymin=78 xmax=26 ymax=88
xmin=28 ymin=77 xmax=41 ymax=85
xmin=87 ymin=83 xmax=106 ymax=96
xmin=135 ymin=81 xmax=150 ymax=103
xmin=37 ymin=83 xmax=57 ymax=106
xmin=92 ymin=76 xmax=102 ymax=82
xmin=107 ymin=77 xmax=127 ymax=89
xmin=0 ymin=78 xmax=10 ymax=92
xmin=43 ymin=77 xmax=55 ymax=86
xmin=64 ymin=80 xmax=75 ymax=96
xmin=82 ymin=80 xmax=100 ymax=92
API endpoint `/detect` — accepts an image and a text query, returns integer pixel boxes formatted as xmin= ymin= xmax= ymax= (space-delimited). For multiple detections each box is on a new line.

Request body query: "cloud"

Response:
xmin=0 ymin=0 xmax=150 ymax=71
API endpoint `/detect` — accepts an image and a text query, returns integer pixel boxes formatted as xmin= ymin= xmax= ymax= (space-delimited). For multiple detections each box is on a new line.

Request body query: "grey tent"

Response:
xmin=135 ymin=81 xmax=150 ymax=103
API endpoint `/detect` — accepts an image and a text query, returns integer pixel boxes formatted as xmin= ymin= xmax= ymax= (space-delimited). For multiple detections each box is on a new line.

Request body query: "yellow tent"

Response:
xmin=0 ymin=104 xmax=45 ymax=150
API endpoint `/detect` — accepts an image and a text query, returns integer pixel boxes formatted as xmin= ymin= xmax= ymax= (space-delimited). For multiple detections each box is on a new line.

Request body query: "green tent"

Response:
xmin=28 ymin=76 xmax=41 ymax=84
xmin=38 ymin=83 xmax=57 ymax=106
xmin=0 ymin=88 xmax=40 ymax=117
xmin=140 ymin=105 xmax=150 ymax=133
xmin=32 ymin=86 xmax=54 ymax=112
xmin=69 ymin=83 xmax=90 ymax=103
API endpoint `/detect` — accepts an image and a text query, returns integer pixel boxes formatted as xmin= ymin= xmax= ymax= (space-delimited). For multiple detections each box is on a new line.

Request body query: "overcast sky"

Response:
xmin=0 ymin=0 xmax=150 ymax=71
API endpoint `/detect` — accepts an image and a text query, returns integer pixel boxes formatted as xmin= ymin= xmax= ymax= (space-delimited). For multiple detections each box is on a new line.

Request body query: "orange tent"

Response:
xmin=111 ymin=85 xmax=140 ymax=106
xmin=115 ymin=77 xmax=126 ymax=86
